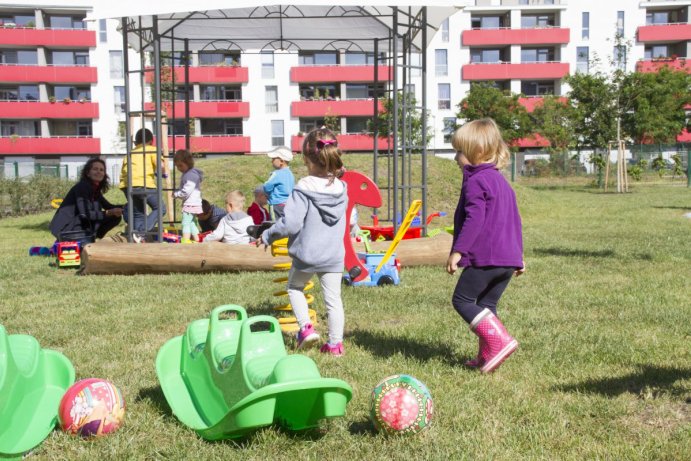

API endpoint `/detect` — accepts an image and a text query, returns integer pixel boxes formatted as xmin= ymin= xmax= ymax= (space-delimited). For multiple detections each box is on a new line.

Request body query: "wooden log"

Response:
xmin=80 ymin=233 xmax=452 ymax=276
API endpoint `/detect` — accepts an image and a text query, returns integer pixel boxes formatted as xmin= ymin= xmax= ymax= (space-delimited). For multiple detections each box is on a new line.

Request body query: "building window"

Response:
xmin=644 ymin=45 xmax=670 ymax=60
xmin=298 ymin=52 xmax=338 ymax=66
xmin=201 ymin=85 xmax=241 ymax=101
xmin=99 ymin=19 xmax=107 ymax=42
xmin=435 ymin=49 xmax=448 ymax=77
xmin=1 ymin=120 xmax=39 ymax=137
xmin=198 ymin=51 xmax=240 ymax=66
xmin=410 ymin=53 xmax=421 ymax=77
xmin=521 ymin=47 xmax=555 ymax=63
xmin=0 ymin=86 xmax=38 ymax=101
xmin=344 ymin=52 xmax=385 ymax=65
xmin=261 ymin=51 xmax=274 ymax=78
xmin=522 ymin=14 xmax=555 ymax=29
xmin=346 ymin=117 xmax=369 ymax=134
xmin=53 ymin=86 xmax=90 ymax=101
xmin=521 ymin=80 xmax=555 ymax=96
xmin=77 ymin=121 xmax=92 ymax=137
xmin=300 ymin=84 xmax=338 ymax=100
xmin=299 ymin=118 xmax=326 ymax=133
xmin=443 ymin=117 xmax=456 ymax=144
xmin=0 ymin=50 xmax=38 ymax=65
xmin=344 ymin=83 xmax=384 ymax=100
xmin=646 ymin=11 xmax=678 ymax=25
xmin=109 ymin=51 xmax=123 ymax=78
xmin=438 ymin=84 xmax=451 ymax=110
xmin=471 ymin=15 xmax=504 ymax=30
xmin=576 ymin=47 xmax=589 ymax=74
xmin=265 ymin=86 xmax=278 ymax=113
xmin=271 ymin=120 xmax=284 ymax=147
xmin=617 ymin=11 xmax=625 ymax=37
xmin=200 ymin=119 xmax=243 ymax=135
xmin=114 ymin=86 xmax=125 ymax=114
xmin=613 ymin=46 xmax=626 ymax=70
xmin=582 ymin=12 xmax=589 ymax=40
xmin=470 ymin=49 xmax=503 ymax=63
xmin=441 ymin=18 xmax=449 ymax=42
xmin=48 ymin=15 xmax=85 ymax=29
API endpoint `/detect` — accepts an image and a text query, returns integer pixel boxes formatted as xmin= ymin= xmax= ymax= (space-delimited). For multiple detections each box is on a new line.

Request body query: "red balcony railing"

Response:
xmin=0 ymin=136 xmax=100 ymax=155
xmin=462 ymin=62 xmax=569 ymax=80
xmin=0 ymin=101 xmax=98 ymax=119
xmin=0 ymin=65 xmax=97 ymax=84
xmin=291 ymin=99 xmax=383 ymax=117
xmin=168 ymin=135 xmax=250 ymax=154
xmin=636 ymin=58 xmax=691 ymax=73
xmin=291 ymin=134 xmax=391 ymax=152
xmin=290 ymin=65 xmax=392 ymax=83
xmin=462 ymin=28 xmax=569 ymax=46
xmin=0 ymin=27 xmax=96 ymax=47
xmin=677 ymin=129 xmax=691 ymax=143
xmin=145 ymin=66 xmax=249 ymax=84
xmin=518 ymin=96 xmax=568 ymax=113
xmin=637 ymin=24 xmax=691 ymax=43
xmin=513 ymin=133 xmax=550 ymax=148
xmin=145 ymin=101 xmax=250 ymax=118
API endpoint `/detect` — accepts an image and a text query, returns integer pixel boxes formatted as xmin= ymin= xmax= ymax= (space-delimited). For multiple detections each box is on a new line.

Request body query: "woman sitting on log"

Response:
xmin=49 ymin=157 xmax=124 ymax=242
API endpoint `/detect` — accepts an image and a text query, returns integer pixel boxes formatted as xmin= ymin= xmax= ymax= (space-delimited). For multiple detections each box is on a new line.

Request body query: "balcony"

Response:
xmin=677 ymin=129 xmax=691 ymax=143
xmin=462 ymin=28 xmax=569 ymax=46
xmin=518 ymin=96 xmax=568 ymax=112
xmin=145 ymin=66 xmax=249 ymax=84
xmin=637 ymin=24 xmax=691 ymax=43
xmin=0 ymin=136 xmax=100 ymax=155
xmin=290 ymin=66 xmax=392 ymax=83
xmin=0 ymin=101 xmax=98 ymax=119
xmin=145 ymin=101 xmax=250 ymax=118
xmin=0 ymin=65 xmax=97 ymax=84
xmin=513 ymin=133 xmax=550 ymax=149
xmin=0 ymin=27 xmax=96 ymax=47
xmin=291 ymin=99 xmax=383 ymax=117
xmin=291 ymin=134 xmax=391 ymax=152
xmin=168 ymin=135 xmax=250 ymax=154
xmin=636 ymin=58 xmax=691 ymax=73
xmin=462 ymin=62 xmax=569 ymax=80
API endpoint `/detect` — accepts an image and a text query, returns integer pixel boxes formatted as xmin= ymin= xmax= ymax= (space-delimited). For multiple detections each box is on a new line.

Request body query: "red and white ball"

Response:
xmin=59 ymin=378 xmax=125 ymax=437
xmin=370 ymin=374 xmax=433 ymax=435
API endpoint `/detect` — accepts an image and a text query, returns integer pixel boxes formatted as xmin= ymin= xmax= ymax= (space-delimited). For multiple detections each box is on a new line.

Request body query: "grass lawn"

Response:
xmin=0 ymin=156 xmax=689 ymax=460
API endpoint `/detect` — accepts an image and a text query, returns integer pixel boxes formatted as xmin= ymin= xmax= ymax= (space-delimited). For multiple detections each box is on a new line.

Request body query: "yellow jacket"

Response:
xmin=119 ymin=145 xmax=159 ymax=189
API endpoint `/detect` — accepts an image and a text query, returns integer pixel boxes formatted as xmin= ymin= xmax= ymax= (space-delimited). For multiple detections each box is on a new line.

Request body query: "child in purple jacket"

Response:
xmin=448 ymin=118 xmax=525 ymax=373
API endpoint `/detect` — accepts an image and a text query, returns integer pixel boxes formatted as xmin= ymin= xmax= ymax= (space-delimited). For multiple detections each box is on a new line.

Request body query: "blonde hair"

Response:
xmin=451 ymin=118 xmax=510 ymax=169
xmin=301 ymin=127 xmax=343 ymax=177
xmin=173 ymin=149 xmax=195 ymax=168
xmin=225 ymin=190 xmax=245 ymax=209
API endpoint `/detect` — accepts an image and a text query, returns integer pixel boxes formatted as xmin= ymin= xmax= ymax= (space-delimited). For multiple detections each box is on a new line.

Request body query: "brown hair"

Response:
xmin=173 ymin=149 xmax=195 ymax=168
xmin=301 ymin=127 xmax=343 ymax=177
xmin=451 ymin=118 xmax=510 ymax=169
xmin=80 ymin=157 xmax=110 ymax=193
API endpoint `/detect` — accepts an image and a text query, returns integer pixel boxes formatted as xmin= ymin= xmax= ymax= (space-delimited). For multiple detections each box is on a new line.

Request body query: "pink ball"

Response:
xmin=59 ymin=378 xmax=125 ymax=437
xmin=370 ymin=374 xmax=433 ymax=435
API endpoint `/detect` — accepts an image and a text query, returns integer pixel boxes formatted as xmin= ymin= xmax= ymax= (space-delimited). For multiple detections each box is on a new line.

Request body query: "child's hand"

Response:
xmin=446 ymin=252 xmax=461 ymax=275
xmin=514 ymin=260 xmax=526 ymax=277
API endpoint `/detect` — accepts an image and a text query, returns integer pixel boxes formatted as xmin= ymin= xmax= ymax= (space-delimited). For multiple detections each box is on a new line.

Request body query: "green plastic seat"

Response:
xmin=0 ymin=325 xmax=75 ymax=459
xmin=156 ymin=306 xmax=352 ymax=440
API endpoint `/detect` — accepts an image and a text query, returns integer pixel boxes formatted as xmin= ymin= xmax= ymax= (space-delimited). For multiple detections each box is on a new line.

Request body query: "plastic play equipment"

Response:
xmin=155 ymin=305 xmax=352 ymax=440
xmin=56 ymin=241 xmax=81 ymax=268
xmin=59 ymin=378 xmax=126 ymax=437
xmin=344 ymin=200 xmax=421 ymax=287
xmin=370 ymin=374 xmax=434 ymax=435
xmin=361 ymin=210 xmax=446 ymax=241
xmin=0 ymin=325 xmax=75 ymax=459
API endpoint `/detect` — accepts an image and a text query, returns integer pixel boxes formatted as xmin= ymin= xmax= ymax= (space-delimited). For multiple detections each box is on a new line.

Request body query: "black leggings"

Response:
xmin=452 ymin=266 xmax=515 ymax=324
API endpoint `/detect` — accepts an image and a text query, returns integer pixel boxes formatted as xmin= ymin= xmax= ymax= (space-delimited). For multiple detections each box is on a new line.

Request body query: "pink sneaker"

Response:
xmin=296 ymin=323 xmax=320 ymax=349
xmin=319 ymin=342 xmax=344 ymax=356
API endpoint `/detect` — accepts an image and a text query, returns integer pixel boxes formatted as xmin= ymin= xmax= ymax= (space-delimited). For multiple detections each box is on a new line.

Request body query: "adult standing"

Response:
xmin=49 ymin=157 xmax=123 ymax=241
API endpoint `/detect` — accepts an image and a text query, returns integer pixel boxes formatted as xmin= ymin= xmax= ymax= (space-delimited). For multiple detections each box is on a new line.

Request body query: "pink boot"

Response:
xmin=470 ymin=309 xmax=518 ymax=373
xmin=464 ymin=337 xmax=487 ymax=368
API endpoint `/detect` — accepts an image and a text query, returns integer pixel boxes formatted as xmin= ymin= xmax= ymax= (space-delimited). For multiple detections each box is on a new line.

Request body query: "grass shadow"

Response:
xmin=533 ymin=247 xmax=616 ymax=258
xmin=348 ymin=419 xmax=376 ymax=436
xmin=135 ymin=385 xmax=173 ymax=418
xmin=350 ymin=329 xmax=460 ymax=366
xmin=18 ymin=220 xmax=51 ymax=231
xmin=553 ymin=365 xmax=691 ymax=398
xmin=652 ymin=206 xmax=691 ymax=211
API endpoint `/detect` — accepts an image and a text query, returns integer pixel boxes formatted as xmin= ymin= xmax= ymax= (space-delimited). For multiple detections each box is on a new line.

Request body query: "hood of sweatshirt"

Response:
xmin=223 ymin=211 xmax=253 ymax=231
xmin=294 ymin=185 xmax=348 ymax=226
xmin=184 ymin=167 xmax=203 ymax=183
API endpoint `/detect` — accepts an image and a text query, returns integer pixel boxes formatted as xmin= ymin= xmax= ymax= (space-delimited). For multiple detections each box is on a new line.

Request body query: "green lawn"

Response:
xmin=0 ymin=156 xmax=689 ymax=460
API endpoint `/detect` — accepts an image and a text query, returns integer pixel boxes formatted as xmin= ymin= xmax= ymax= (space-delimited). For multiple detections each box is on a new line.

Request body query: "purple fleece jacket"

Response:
xmin=451 ymin=162 xmax=523 ymax=268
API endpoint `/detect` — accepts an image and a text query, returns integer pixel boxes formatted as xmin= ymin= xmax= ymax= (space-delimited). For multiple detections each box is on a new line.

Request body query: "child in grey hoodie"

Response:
xmin=205 ymin=190 xmax=254 ymax=245
xmin=173 ymin=149 xmax=203 ymax=243
xmin=261 ymin=128 xmax=348 ymax=356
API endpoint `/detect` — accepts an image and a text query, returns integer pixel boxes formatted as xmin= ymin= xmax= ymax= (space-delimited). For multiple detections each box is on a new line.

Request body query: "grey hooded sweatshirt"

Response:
xmin=262 ymin=176 xmax=348 ymax=273
xmin=173 ymin=167 xmax=203 ymax=208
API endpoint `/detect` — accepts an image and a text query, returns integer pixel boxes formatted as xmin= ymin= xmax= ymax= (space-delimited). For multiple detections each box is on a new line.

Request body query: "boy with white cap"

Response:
xmin=263 ymin=146 xmax=295 ymax=219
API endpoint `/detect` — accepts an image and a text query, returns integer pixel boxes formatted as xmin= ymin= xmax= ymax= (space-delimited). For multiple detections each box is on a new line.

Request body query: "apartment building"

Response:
xmin=1 ymin=1 xmax=689 ymax=176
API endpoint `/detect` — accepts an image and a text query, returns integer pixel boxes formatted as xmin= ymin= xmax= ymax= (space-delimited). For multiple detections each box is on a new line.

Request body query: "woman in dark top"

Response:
xmin=49 ymin=158 xmax=124 ymax=241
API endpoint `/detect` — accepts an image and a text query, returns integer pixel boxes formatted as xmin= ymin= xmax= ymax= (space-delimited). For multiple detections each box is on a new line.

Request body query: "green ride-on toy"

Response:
xmin=155 ymin=305 xmax=352 ymax=440
xmin=0 ymin=325 xmax=75 ymax=460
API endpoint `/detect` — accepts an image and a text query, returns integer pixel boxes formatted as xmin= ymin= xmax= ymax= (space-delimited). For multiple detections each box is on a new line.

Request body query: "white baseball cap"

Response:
xmin=267 ymin=146 xmax=293 ymax=162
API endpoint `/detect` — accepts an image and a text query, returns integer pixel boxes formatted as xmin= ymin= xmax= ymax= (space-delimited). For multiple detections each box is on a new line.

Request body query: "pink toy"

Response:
xmin=58 ymin=378 xmax=125 ymax=437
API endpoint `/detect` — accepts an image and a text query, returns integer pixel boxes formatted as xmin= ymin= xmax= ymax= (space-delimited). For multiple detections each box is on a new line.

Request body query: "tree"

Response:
xmin=620 ymin=68 xmax=691 ymax=144
xmin=457 ymin=82 xmax=533 ymax=147
xmin=531 ymin=96 xmax=578 ymax=176
xmin=368 ymin=92 xmax=431 ymax=151
xmin=563 ymin=72 xmax=617 ymax=151
xmin=323 ymin=109 xmax=340 ymax=134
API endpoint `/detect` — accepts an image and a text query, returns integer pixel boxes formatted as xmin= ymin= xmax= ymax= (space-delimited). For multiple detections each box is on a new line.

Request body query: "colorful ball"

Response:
xmin=370 ymin=374 xmax=433 ymax=435
xmin=59 ymin=378 xmax=125 ymax=437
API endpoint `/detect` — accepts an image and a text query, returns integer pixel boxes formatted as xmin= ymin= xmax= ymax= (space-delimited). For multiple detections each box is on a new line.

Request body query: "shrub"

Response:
xmin=0 ymin=175 xmax=73 ymax=217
